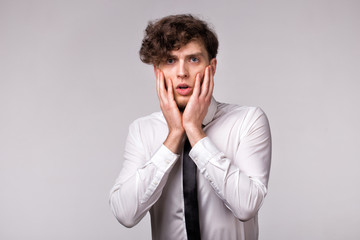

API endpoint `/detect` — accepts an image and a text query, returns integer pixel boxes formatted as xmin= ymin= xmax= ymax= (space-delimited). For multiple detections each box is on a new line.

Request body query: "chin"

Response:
xmin=177 ymin=103 xmax=186 ymax=112
xmin=175 ymin=96 xmax=189 ymax=111
xmin=176 ymin=100 xmax=188 ymax=112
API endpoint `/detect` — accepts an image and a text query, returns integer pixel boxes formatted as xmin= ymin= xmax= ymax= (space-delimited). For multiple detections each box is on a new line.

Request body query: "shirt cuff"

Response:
xmin=151 ymin=144 xmax=179 ymax=173
xmin=189 ymin=137 xmax=221 ymax=170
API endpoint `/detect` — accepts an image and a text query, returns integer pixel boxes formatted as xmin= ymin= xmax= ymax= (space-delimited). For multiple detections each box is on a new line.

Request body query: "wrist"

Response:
xmin=164 ymin=129 xmax=185 ymax=154
xmin=168 ymin=128 xmax=185 ymax=138
xmin=185 ymin=127 xmax=206 ymax=147
xmin=183 ymin=122 xmax=201 ymax=132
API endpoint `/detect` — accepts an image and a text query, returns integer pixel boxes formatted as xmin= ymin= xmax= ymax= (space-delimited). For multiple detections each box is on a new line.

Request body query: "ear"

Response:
xmin=209 ymin=58 xmax=217 ymax=76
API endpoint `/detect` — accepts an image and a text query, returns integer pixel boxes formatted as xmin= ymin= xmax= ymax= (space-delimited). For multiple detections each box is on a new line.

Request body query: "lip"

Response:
xmin=176 ymin=84 xmax=192 ymax=96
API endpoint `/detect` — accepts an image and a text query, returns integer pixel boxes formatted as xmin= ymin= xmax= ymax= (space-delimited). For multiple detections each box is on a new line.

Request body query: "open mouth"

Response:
xmin=176 ymin=84 xmax=192 ymax=95
xmin=177 ymin=83 xmax=190 ymax=89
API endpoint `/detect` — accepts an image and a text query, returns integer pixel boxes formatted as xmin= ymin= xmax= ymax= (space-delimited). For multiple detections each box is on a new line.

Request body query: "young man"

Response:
xmin=110 ymin=14 xmax=271 ymax=240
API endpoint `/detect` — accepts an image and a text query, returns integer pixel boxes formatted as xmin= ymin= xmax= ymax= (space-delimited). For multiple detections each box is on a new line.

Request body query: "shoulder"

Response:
xmin=131 ymin=111 xmax=164 ymax=124
xmin=215 ymin=102 xmax=270 ymax=137
xmin=127 ymin=111 xmax=168 ymax=142
xmin=129 ymin=111 xmax=166 ymax=130
xmin=126 ymin=111 xmax=169 ymax=152
xmin=216 ymin=102 xmax=268 ymax=123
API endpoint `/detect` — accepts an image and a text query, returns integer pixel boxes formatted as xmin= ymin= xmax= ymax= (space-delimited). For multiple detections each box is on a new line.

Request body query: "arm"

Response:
xmin=182 ymin=65 xmax=271 ymax=221
xmin=109 ymin=121 xmax=179 ymax=227
xmin=109 ymin=69 xmax=185 ymax=227
xmin=190 ymin=108 xmax=271 ymax=221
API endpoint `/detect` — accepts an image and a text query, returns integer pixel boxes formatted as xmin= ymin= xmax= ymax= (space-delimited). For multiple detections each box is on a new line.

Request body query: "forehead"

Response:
xmin=169 ymin=40 xmax=208 ymax=59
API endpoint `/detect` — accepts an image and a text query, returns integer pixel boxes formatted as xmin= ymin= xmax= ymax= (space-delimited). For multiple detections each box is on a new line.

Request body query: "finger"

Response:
xmin=156 ymin=70 xmax=167 ymax=107
xmin=167 ymin=78 xmax=175 ymax=101
xmin=158 ymin=70 xmax=168 ymax=102
xmin=156 ymin=68 xmax=160 ymax=97
xmin=156 ymin=69 xmax=162 ymax=101
xmin=159 ymin=70 xmax=166 ymax=93
xmin=200 ymin=66 xmax=211 ymax=98
xmin=192 ymin=73 xmax=201 ymax=97
xmin=207 ymin=66 xmax=214 ymax=99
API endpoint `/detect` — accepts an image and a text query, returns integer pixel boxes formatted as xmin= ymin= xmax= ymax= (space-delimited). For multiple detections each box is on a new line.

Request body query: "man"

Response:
xmin=110 ymin=14 xmax=271 ymax=240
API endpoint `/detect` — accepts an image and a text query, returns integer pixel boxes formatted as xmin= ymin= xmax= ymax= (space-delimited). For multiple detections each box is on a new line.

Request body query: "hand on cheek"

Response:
xmin=183 ymin=65 xmax=214 ymax=146
xmin=155 ymin=68 xmax=185 ymax=153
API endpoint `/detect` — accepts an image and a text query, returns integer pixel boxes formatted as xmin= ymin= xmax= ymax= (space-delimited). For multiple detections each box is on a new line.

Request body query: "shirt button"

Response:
xmin=153 ymin=181 xmax=159 ymax=185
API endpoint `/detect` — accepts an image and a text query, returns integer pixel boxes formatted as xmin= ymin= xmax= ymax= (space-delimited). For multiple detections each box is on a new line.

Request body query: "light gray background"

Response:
xmin=1 ymin=0 xmax=359 ymax=239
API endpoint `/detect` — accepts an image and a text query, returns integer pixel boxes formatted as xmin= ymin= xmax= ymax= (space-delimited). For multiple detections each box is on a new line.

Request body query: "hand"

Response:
xmin=183 ymin=65 xmax=214 ymax=146
xmin=156 ymin=68 xmax=185 ymax=153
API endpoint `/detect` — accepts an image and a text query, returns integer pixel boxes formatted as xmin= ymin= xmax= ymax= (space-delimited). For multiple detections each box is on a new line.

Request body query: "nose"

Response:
xmin=177 ymin=60 xmax=189 ymax=79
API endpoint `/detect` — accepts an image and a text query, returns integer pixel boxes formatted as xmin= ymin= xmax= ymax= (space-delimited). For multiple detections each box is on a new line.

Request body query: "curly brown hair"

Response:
xmin=139 ymin=14 xmax=219 ymax=66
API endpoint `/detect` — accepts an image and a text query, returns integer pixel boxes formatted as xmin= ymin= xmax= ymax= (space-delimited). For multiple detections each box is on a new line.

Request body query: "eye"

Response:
xmin=166 ymin=58 xmax=175 ymax=64
xmin=190 ymin=57 xmax=199 ymax=63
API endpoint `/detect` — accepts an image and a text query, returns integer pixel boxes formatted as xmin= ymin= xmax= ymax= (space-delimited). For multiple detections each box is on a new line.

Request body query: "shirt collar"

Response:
xmin=202 ymin=97 xmax=217 ymax=126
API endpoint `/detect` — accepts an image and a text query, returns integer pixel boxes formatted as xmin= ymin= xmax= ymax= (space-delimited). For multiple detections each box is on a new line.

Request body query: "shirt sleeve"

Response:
xmin=189 ymin=107 xmax=271 ymax=221
xmin=109 ymin=120 xmax=179 ymax=227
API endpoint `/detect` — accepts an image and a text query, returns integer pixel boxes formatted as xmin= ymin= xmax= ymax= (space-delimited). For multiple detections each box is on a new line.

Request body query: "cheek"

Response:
xmin=162 ymin=71 xmax=174 ymax=82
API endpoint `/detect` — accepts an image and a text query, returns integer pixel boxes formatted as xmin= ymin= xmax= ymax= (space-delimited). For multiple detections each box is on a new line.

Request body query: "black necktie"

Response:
xmin=183 ymin=137 xmax=201 ymax=240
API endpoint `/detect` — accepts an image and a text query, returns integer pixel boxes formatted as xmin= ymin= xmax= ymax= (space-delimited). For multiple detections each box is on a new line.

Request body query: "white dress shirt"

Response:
xmin=110 ymin=97 xmax=271 ymax=240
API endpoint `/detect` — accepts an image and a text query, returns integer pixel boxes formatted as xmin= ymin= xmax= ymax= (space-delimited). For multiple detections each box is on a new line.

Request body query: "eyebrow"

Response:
xmin=187 ymin=52 xmax=205 ymax=57
xmin=168 ymin=52 xmax=206 ymax=59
